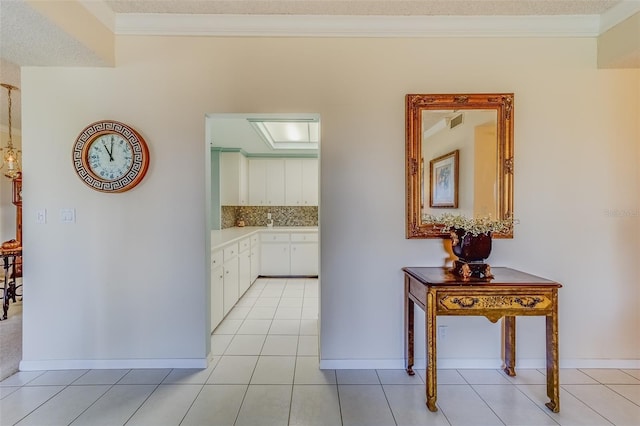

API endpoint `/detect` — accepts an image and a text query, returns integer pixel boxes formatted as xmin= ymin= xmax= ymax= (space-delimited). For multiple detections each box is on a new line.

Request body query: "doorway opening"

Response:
xmin=204 ymin=113 xmax=321 ymax=357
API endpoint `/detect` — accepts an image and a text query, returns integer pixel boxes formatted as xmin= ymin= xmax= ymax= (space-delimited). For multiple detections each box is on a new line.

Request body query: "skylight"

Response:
xmin=248 ymin=119 xmax=319 ymax=150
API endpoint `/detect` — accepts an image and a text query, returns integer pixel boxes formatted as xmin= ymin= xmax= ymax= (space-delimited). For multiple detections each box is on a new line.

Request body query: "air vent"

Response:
xmin=449 ymin=113 xmax=464 ymax=129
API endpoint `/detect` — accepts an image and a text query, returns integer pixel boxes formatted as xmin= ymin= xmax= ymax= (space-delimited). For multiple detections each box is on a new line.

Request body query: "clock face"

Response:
xmin=87 ymin=133 xmax=134 ymax=181
xmin=73 ymin=120 xmax=149 ymax=193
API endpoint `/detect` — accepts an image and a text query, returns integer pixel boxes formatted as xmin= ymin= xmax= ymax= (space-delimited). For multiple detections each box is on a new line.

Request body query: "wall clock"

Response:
xmin=72 ymin=120 xmax=150 ymax=193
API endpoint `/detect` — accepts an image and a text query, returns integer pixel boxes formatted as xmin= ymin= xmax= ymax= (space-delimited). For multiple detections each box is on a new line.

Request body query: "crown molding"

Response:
xmin=115 ymin=14 xmax=602 ymax=38
xmin=600 ymin=0 xmax=640 ymax=33
xmin=79 ymin=0 xmax=116 ymax=32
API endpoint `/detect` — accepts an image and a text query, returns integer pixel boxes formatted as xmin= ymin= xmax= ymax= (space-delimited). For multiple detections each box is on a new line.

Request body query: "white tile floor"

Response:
xmin=1 ymin=277 xmax=640 ymax=425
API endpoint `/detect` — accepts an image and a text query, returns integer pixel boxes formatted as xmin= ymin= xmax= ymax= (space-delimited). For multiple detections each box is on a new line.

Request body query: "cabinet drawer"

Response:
xmin=239 ymin=237 xmax=251 ymax=252
xmin=211 ymin=250 xmax=223 ymax=268
xmin=250 ymin=234 xmax=259 ymax=247
xmin=223 ymin=243 xmax=239 ymax=261
xmin=291 ymin=233 xmax=318 ymax=242
xmin=261 ymin=233 xmax=290 ymax=243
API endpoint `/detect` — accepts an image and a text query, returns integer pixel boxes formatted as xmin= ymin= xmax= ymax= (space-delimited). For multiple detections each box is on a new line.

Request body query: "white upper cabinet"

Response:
xmin=220 ymin=152 xmax=248 ymax=206
xmin=301 ymin=159 xmax=318 ymax=206
xmin=285 ymin=158 xmax=318 ymax=206
xmin=249 ymin=158 xmax=285 ymax=206
xmin=266 ymin=159 xmax=286 ymax=205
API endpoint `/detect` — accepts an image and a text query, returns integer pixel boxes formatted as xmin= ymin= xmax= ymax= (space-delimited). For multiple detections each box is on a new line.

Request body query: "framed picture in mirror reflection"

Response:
xmin=429 ymin=149 xmax=459 ymax=208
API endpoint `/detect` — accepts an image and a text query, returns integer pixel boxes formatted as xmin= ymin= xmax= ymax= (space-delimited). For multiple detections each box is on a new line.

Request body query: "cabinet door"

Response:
xmin=238 ymin=250 xmax=251 ymax=296
xmin=261 ymin=243 xmax=290 ymax=276
xmin=220 ymin=152 xmax=248 ymax=206
xmin=290 ymin=242 xmax=319 ymax=276
xmin=266 ymin=159 xmax=285 ymax=205
xmin=301 ymin=159 xmax=319 ymax=206
xmin=285 ymin=159 xmax=303 ymax=206
xmin=250 ymin=236 xmax=260 ymax=283
xmin=211 ymin=265 xmax=224 ymax=332
xmin=223 ymin=257 xmax=239 ymax=315
xmin=238 ymin=153 xmax=248 ymax=205
xmin=248 ymin=159 xmax=267 ymax=205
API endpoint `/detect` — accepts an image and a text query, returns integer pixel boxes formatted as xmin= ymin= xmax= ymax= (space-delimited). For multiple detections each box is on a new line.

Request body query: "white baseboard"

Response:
xmin=319 ymin=358 xmax=640 ymax=370
xmin=19 ymin=357 xmax=640 ymax=371
xmin=19 ymin=358 xmax=209 ymax=371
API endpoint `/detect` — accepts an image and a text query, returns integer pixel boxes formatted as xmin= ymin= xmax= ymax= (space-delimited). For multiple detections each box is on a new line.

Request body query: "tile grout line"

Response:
xmin=510 ymin=382 xmax=562 ymax=425
xmin=376 ymin=369 xmax=399 ymax=426
xmin=465 ymin=371 xmax=508 ymax=426
xmin=602 ymin=383 xmax=640 ymax=408
xmin=231 ymin=278 xmax=265 ymax=426
xmin=560 ymin=384 xmax=617 ymax=426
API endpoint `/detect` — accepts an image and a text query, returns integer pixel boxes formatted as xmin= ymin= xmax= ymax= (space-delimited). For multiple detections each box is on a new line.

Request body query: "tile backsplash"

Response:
xmin=221 ymin=206 xmax=318 ymax=229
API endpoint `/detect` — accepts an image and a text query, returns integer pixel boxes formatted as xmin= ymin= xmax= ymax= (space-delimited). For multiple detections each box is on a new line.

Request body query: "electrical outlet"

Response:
xmin=267 ymin=212 xmax=272 ymax=220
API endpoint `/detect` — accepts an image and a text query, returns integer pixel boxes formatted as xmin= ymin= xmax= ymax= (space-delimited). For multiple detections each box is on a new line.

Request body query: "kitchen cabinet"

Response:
xmin=285 ymin=158 xmax=318 ymax=206
xmin=220 ymin=152 xmax=248 ymax=206
xmin=248 ymin=158 xmax=285 ymax=205
xmin=210 ymin=250 xmax=224 ymax=332
xmin=260 ymin=233 xmax=290 ymax=276
xmin=301 ymin=159 xmax=319 ymax=206
xmin=211 ymin=228 xmax=316 ymax=332
xmin=250 ymin=233 xmax=260 ymax=283
xmin=238 ymin=237 xmax=251 ymax=296
xmin=260 ymin=231 xmax=318 ymax=276
xmin=222 ymin=243 xmax=239 ymax=315
xmin=290 ymin=233 xmax=319 ymax=275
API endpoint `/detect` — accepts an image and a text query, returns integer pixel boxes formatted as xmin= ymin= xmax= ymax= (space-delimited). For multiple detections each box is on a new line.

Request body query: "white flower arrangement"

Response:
xmin=423 ymin=213 xmax=516 ymax=237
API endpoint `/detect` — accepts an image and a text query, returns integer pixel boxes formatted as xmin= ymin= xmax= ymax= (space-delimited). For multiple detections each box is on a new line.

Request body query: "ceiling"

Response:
xmin=0 ymin=0 xmax=637 ymax=140
xmin=1 ymin=0 xmax=634 ymax=69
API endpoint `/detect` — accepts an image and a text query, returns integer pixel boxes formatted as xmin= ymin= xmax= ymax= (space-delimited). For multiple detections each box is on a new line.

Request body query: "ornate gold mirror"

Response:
xmin=406 ymin=93 xmax=514 ymax=238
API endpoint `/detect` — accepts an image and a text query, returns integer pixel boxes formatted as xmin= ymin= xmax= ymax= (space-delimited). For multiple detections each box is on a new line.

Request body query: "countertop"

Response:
xmin=211 ymin=226 xmax=318 ymax=250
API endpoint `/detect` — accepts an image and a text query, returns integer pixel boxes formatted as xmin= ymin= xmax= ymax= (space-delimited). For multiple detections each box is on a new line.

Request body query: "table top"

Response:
xmin=403 ymin=267 xmax=561 ymax=288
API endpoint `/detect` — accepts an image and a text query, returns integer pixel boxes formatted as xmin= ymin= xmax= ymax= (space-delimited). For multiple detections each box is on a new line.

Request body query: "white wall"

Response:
xmin=20 ymin=36 xmax=639 ymax=369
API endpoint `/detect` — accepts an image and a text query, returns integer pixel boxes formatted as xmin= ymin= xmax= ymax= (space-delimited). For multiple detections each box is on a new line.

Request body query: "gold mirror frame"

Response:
xmin=406 ymin=93 xmax=514 ymax=239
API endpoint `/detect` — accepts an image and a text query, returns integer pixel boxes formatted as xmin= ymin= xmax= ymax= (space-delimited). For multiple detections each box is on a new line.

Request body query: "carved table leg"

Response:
xmin=503 ymin=316 xmax=516 ymax=376
xmin=545 ymin=291 xmax=560 ymax=413
xmin=2 ymin=255 xmax=9 ymax=320
xmin=405 ymin=275 xmax=415 ymax=376
xmin=425 ymin=289 xmax=438 ymax=412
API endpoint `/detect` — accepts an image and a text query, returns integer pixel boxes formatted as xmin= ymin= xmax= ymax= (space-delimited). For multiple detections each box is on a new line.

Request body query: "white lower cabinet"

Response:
xmin=211 ymin=235 xmax=261 ymax=333
xmin=261 ymin=233 xmax=290 ymax=276
xmin=223 ymin=254 xmax=239 ymax=316
xmin=238 ymin=237 xmax=251 ymax=297
xmin=291 ymin=244 xmax=318 ymax=276
xmin=211 ymin=264 xmax=224 ymax=332
xmin=250 ymin=234 xmax=260 ymax=283
xmin=212 ymin=229 xmax=317 ymax=333
xmin=261 ymin=231 xmax=318 ymax=276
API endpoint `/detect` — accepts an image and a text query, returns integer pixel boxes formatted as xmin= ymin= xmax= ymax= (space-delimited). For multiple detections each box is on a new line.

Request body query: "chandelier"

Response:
xmin=1 ymin=83 xmax=21 ymax=179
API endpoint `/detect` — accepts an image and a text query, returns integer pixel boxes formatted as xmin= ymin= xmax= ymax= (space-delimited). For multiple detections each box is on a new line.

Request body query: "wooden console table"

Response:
xmin=403 ymin=266 xmax=562 ymax=413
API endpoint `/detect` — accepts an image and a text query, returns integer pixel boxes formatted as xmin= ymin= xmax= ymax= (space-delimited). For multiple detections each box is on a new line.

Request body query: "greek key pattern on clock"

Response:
xmin=72 ymin=120 xmax=149 ymax=193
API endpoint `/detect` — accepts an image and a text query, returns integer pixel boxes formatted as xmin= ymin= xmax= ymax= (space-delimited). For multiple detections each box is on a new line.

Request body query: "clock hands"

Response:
xmin=102 ymin=137 xmax=115 ymax=162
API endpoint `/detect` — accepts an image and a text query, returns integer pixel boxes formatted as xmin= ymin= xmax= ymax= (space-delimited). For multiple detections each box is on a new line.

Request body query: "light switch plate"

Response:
xmin=60 ymin=208 xmax=76 ymax=223
xmin=36 ymin=209 xmax=47 ymax=224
